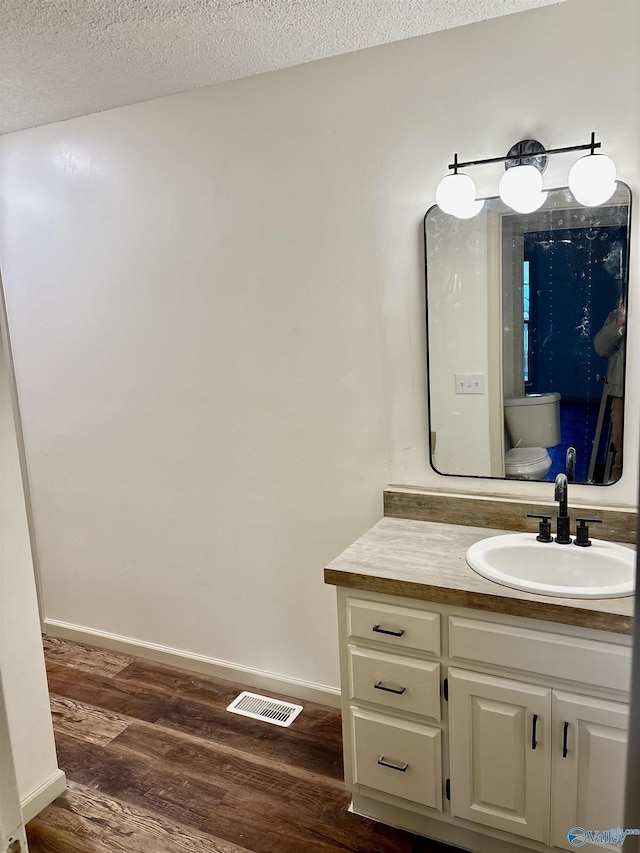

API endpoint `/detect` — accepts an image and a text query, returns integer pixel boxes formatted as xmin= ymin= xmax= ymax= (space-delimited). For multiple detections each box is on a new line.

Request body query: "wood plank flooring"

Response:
xmin=27 ymin=636 xmax=459 ymax=853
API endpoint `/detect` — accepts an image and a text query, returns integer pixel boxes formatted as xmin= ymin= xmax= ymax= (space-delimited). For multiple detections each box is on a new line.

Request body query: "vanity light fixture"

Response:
xmin=435 ymin=168 xmax=484 ymax=219
xmin=498 ymin=162 xmax=547 ymax=214
xmin=435 ymin=133 xmax=617 ymax=219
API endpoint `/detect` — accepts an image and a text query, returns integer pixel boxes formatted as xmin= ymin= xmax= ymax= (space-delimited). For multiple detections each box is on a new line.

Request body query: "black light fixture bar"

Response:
xmin=448 ymin=132 xmax=600 ymax=172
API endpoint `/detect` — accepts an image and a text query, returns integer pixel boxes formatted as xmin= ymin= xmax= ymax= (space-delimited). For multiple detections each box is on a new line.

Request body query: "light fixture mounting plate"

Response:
xmin=505 ymin=139 xmax=547 ymax=174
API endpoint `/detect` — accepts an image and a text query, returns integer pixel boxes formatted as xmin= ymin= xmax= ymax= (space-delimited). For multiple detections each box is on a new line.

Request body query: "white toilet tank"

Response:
xmin=504 ymin=392 xmax=561 ymax=449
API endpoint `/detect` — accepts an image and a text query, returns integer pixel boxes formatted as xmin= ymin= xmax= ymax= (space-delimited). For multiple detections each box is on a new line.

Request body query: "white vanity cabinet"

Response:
xmin=336 ymin=588 xmax=631 ymax=853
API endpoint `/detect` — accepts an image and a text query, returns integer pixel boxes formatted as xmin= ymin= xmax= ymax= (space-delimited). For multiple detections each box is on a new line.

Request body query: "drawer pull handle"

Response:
xmin=372 ymin=624 xmax=405 ymax=637
xmin=562 ymin=721 xmax=569 ymax=758
xmin=374 ymin=681 xmax=406 ymax=695
xmin=377 ymin=756 xmax=408 ymax=772
xmin=531 ymin=714 xmax=538 ymax=750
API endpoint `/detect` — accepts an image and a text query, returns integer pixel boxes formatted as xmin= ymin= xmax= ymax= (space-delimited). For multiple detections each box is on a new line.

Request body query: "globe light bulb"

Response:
xmin=568 ymin=154 xmax=617 ymax=206
xmin=499 ymin=165 xmax=547 ymax=214
xmin=435 ymin=173 xmax=483 ymax=219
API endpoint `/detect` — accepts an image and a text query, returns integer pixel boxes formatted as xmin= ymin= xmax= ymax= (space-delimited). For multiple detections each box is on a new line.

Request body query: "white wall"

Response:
xmin=0 ymin=0 xmax=638 ymax=695
xmin=0 ymin=320 xmax=63 ymax=814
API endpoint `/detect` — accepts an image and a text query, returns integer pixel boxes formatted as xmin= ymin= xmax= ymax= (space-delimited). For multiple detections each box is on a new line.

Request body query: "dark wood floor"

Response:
xmin=27 ymin=637 xmax=458 ymax=853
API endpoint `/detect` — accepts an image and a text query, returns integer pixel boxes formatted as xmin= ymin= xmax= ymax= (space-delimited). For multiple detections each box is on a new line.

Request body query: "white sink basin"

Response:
xmin=466 ymin=533 xmax=635 ymax=599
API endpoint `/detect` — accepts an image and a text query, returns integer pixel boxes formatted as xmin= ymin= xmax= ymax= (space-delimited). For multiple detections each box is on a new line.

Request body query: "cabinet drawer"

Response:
xmin=347 ymin=599 xmax=440 ymax=654
xmin=449 ymin=617 xmax=631 ymax=692
xmin=351 ymin=707 xmax=442 ymax=811
xmin=348 ymin=645 xmax=441 ymax=720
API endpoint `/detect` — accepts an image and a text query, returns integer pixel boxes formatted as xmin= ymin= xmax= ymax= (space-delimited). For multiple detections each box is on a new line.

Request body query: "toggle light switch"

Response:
xmin=455 ymin=373 xmax=485 ymax=394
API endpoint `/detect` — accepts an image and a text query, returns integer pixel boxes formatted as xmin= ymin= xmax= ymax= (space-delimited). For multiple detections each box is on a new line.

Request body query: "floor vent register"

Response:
xmin=226 ymin=691 xmax=303 ymax=727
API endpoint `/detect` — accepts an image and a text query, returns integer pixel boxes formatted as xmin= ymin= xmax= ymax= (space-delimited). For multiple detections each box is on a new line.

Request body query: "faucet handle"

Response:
xmin=574 ymin=517 xmax=602 ymax=548
xmin=527 ymin=514 xmax=553 ymax=543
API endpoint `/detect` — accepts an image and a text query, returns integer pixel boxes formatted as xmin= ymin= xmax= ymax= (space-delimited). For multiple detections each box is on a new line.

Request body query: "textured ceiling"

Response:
xmin=1 ymin=0 xmax=564 ymax=136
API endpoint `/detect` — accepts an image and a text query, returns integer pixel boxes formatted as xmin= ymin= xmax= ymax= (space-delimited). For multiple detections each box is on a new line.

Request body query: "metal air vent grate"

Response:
xmin=226 ymin=691 xmax=303 ymax=728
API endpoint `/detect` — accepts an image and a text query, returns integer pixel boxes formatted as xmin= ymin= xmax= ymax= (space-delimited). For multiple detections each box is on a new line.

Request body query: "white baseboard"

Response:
xmin=21 ymin=769 xmax=67 ymax=823
xmin=43 ymin=619 xmax=342 ymax=709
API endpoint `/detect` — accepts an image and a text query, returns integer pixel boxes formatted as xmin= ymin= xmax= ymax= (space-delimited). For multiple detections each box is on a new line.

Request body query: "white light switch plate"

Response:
xmin=455 ymin=373 xmax=485 ymax=394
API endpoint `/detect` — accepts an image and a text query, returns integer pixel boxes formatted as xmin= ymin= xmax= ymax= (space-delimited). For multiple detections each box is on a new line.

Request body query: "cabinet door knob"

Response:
xmin=377 ymin=755 xmax=408 ymax=772
xmin=562 ymin=721 xmax=569 ymax=758
xmin=374 ymin=681 xmax=406 ymax=695
xmin=372 ymin=624 xmax=405 ymax=637
xmin=531 ymin=714 xmax=538 ymax=750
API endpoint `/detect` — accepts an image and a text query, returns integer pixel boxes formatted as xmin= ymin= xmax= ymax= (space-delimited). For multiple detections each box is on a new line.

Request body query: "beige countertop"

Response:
xmin=324 ymin=517 xmax=635 ymax=635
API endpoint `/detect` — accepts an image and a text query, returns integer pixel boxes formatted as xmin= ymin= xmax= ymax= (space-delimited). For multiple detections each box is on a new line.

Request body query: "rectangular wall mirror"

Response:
xmin=424 ymin=183 xmax=631 ymax=485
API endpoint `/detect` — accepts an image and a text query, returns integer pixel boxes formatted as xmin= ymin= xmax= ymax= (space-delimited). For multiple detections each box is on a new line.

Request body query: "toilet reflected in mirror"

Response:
xmin=503 ymin=393 xmax=560 ymax=480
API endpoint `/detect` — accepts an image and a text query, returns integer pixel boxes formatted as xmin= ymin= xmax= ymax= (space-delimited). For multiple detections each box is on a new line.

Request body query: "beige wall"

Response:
xmin=0 ymin=0 xmax=638 ymax=694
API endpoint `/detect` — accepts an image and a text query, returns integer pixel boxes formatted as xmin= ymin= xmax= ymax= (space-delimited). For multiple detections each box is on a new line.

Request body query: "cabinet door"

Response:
xmin=551 ymin=691 xmax=628 ymax=852
xmin=448 ymin=667 xmax=551 ymax=843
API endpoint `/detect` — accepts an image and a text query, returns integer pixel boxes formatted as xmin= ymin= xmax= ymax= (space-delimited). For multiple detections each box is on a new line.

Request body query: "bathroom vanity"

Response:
xmin=324 ymin=499 xmax=635 ymax=853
